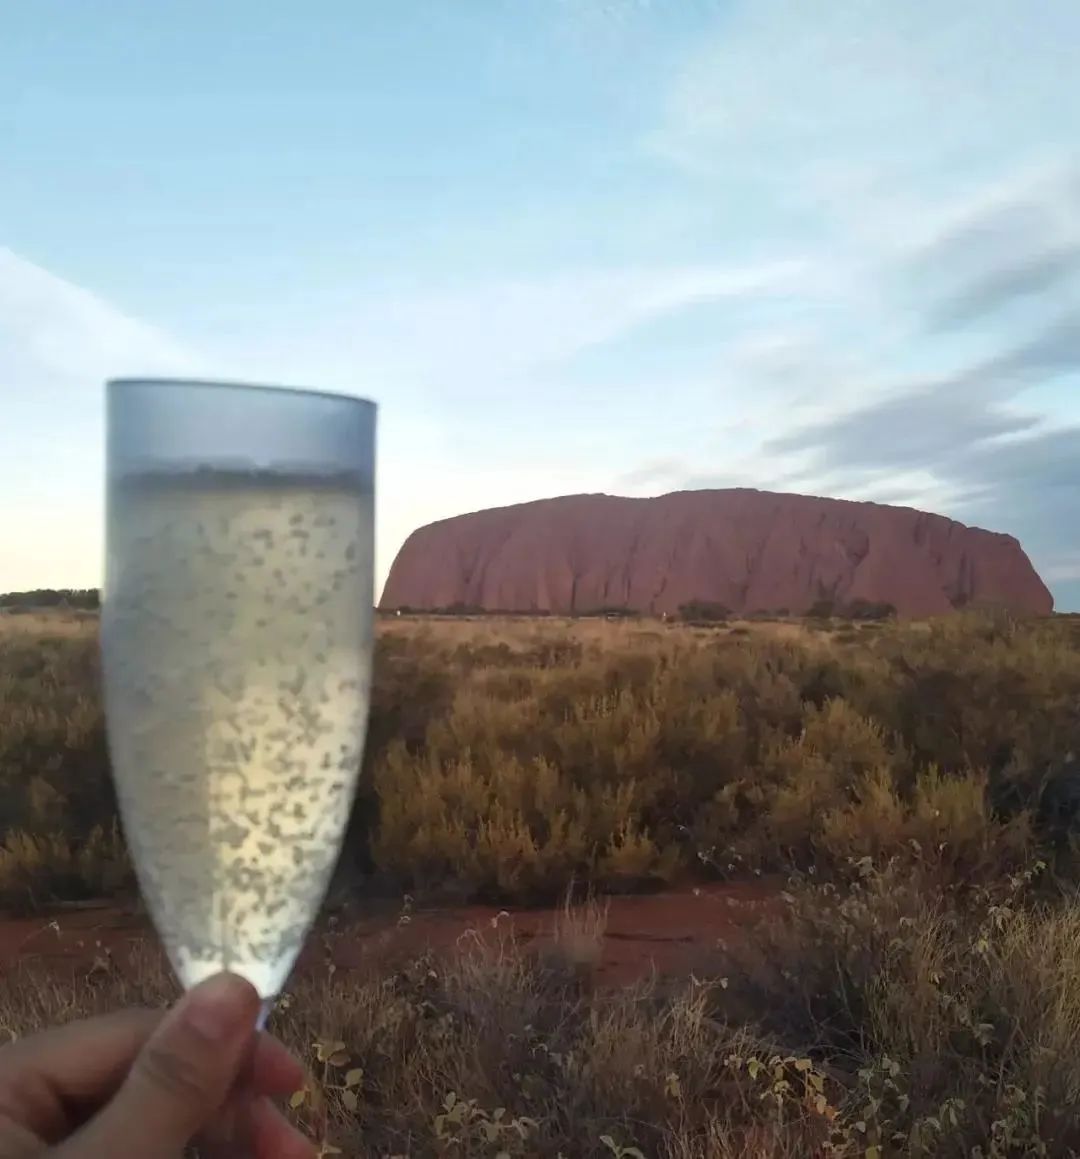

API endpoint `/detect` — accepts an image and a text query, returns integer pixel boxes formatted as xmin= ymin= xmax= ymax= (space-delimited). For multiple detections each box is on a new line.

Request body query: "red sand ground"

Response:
xmin=0 ymin=881 xmax=780 ymax=989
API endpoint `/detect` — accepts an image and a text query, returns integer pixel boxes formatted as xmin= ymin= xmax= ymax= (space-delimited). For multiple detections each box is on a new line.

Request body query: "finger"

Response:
xmin=197 ymin=1092 xmax=316 ymax=1159
xmin=247 ymin=1096 xmax=318 ymax=1159
xmin=192 ymin=1086 xmax=247 ymax=1159
xmin=0 ymin=1009 xmax=302 ymax=1146
xmin=0 ymin=1009 xmax=160 ymax=1142
xmin=249 ymin=1034 xmax=306 ymax=1098
xmin=195 ymin=1032 xmax=305 ymax=1153
xmin=58 ymin=972 xmax=261 ymax=1158
xmin=0 ymin=993 xmax=302 ymax=1149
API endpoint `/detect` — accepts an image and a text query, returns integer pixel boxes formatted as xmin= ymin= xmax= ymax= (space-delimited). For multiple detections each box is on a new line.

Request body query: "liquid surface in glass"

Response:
xmin=102 ymin=466 xmax=373 ymax=997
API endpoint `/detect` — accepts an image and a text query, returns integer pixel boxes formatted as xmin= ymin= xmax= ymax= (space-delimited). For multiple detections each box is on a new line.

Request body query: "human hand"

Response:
xmin=0 ymin=972 xmax=316 ymax=1158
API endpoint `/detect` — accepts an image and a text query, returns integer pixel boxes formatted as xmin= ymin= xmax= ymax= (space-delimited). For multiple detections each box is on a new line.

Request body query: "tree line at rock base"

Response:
xmin=383 ymin=597 xmax=900 ymax=622
xmin=0 ymin=589 xmax=100 ymax=611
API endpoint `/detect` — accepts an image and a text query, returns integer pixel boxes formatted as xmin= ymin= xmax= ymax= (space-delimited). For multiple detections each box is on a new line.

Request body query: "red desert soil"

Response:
xmin=0 ymin=882 xmax=781 ymax=990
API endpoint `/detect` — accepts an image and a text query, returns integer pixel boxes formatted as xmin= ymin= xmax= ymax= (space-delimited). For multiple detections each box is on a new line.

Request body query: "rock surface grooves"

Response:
xmin=380 ymin=489 xmax=1053 ymax=618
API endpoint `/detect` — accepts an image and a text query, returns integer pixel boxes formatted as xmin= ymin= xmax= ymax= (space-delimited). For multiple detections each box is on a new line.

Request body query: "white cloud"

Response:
xmin=0 ymin=248 xmax=198 ymax=390
xmin=640 ymin=1 xmax=1080 ymax=339
xmin=646 ymin=0 xmax=1078 ymax=184
xmin=1043 ymin=557 xmax=1080 ymax=584
xmin=341 ymin=262 xmax=808 ymax=393
xmin=0 ymin=249 xmax=201 ymax=591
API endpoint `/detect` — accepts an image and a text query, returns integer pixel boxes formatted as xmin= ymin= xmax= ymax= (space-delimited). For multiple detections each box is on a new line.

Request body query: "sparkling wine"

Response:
xmin=101 ymin=468 xmax=373 ymax=997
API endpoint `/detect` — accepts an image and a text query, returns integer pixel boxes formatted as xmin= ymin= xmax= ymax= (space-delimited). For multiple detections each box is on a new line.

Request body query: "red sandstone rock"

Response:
xmin=380 ymin=490 xmax=1053 ymax=618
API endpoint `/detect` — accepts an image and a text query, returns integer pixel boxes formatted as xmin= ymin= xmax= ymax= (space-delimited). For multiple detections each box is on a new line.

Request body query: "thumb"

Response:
xmin=61 ymin=972 xmax=262 ymax=1158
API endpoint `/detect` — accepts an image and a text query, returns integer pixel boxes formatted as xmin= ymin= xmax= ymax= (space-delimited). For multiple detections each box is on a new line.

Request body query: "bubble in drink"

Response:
xmin=101 ymin=468 xmax=373 ymax=997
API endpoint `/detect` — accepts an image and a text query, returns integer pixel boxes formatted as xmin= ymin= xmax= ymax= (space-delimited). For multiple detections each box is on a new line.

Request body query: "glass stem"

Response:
xmin=255 ymin=997 xmax=274 ymax=1032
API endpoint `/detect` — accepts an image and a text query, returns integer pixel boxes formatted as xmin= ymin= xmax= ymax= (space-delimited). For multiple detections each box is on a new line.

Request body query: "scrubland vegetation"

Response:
xmin=5 ymin=607 xmax=1079 ymax=907
xmin=3 ymin=607 xmax=1080 ymax=1154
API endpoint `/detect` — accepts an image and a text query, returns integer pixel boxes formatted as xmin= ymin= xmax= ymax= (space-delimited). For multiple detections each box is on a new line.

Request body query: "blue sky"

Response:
xmin=3 ymin=0 xmax=1079 ymax=607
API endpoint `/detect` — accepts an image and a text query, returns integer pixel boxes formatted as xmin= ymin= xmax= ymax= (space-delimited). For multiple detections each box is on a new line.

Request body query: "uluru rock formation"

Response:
xmin=380 ymin=490 xmax=1053 ymax=618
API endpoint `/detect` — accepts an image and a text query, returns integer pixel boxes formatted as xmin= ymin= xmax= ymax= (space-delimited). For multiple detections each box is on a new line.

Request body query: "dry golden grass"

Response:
xmin=0 ymin=608 xmax=98 ymax=638
xmin=549 ymin=888 xmax=610 ymax=977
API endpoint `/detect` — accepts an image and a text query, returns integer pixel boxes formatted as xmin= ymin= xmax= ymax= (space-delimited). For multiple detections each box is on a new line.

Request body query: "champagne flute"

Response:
xmin=100 ymin=378 xmax=376 ymax=1024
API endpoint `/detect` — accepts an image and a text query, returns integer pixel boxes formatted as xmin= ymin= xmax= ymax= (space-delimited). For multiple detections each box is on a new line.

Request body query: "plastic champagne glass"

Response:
xmin=100 ymin=378 xmax=376 ymax=1025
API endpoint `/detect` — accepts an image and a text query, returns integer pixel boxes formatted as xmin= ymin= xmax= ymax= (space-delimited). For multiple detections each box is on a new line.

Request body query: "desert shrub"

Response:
xmin=872 ymin=613 xmax=1080 ymax=777
xmin=5 ymin=609 xmax=1080 ymax=909
xmin=373 ymin=748 xmax=601 ymax=899
xmin=746 ymin=698 xmax=895 ymax=859
xmin=373 ymin=711 xmax=685 ymax=900
xmin=0 ymin=823 xmax=133 ymax=912
xmin=365 ymin=609 xmax=1080 ymax=897
xmin=677 ymin=599 xmax=731 ymax=622
xmin=807 ymin=597 xmax=895 ymax=622
xmin=717 ymin=861 xmax=1080 ymax=1155
xmin=374 ymin=644 xmax=765 ymax=898
xmin=846 ymin=598 xmax=897 ymax=621
xmin=817 ymin=767 xmax=1034 ymax=881
xmin=0 ymin=628 xmax=115 ymax=840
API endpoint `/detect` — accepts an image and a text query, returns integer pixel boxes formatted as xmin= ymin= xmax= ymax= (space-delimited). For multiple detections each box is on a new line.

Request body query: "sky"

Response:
xmin=2 ymin=0 xmax=1079 ymax=608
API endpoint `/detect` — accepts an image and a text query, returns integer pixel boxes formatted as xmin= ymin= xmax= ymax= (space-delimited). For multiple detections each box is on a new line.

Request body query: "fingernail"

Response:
xmin=182 ymin=972 xmax=260 ymax=1043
